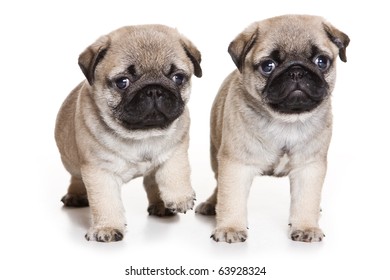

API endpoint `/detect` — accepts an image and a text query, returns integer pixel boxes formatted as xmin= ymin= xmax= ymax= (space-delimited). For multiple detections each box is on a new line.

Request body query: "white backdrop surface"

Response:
xmin=1 ymin=1 xmax=388 ymax=279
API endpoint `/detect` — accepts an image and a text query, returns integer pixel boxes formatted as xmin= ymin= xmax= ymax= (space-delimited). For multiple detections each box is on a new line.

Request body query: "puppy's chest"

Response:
xmin=104 ymin=141 xmax=172 ymax=182
xmin=261 ymin=152 xmax=291 ymax=177
xmin=244 ymin=138 xmax=293 ymax=176
xmin=251 ymin=121 xmax=315 ymax=176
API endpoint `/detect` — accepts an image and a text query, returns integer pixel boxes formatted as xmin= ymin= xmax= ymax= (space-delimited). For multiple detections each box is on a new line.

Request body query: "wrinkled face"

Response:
xmin=255 ymin=44 xmax=334 ymax=114
xmin=101 ymin=44 xmax=192 ymax=130
xmin=81 ymin=25 xmax=201 ymax=131
xmin=235 ymin=16 xmax=348 ymax=115
xmin=111 ymin=71 xmax=186 ymax=130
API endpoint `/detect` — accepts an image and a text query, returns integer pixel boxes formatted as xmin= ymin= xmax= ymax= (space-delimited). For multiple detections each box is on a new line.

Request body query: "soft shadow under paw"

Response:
xmin=61 ymin=206 xmax=90 ymax=229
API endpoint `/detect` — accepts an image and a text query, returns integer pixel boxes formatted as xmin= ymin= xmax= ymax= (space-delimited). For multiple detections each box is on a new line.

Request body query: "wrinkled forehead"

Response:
xmin=103 ymin=28 xmax=190 ymax=76
xmin=252 ymin=17 xmax=338 ymax=62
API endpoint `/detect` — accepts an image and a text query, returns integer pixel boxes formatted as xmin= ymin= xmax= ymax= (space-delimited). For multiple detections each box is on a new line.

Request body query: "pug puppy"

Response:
xmin=55 ymin=25 xmax=202 ymax=242
xmin=195 ymin=15 xmax=349 ymax=243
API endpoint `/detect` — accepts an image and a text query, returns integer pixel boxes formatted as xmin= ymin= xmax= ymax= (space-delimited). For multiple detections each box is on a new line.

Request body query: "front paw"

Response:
xmin=85 ymin=227 xmax=124 ymax=242
xmin=164 ymin=192 xmax=196 ymax=214
xmin=289 ymin=226 xmax=325 ymax=242
xmin=211 ymin=227 xmax=248 ymax=243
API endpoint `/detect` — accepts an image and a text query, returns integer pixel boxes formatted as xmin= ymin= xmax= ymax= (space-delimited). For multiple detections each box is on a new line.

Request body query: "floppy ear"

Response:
xmin=78 ymin=35 xmax=110 ymax=85
xmin=228 ymin=23 xmax=258 ymax=72
xmin=180 ymin=37 xmax=202 ymax=78
xmin=323 ymin=22 xmax=350 ymax=62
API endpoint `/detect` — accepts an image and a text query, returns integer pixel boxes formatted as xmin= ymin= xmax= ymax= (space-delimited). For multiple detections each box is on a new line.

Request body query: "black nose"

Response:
xmin=145 ymin=87 xmax=165 ymax=99
xmin=288 ymin=66 xmax=306 ymax=81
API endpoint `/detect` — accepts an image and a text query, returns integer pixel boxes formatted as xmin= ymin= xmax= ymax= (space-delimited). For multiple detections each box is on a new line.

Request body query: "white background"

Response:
xmin=1 ymin=0 xmax=389 ymax=279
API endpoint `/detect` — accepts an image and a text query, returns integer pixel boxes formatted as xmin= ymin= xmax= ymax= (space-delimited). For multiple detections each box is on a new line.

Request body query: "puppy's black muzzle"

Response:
xmin=263 ymin=62 xmax=328 ymax=114
xmin=116 ymin=85 xmax=184 ymax=130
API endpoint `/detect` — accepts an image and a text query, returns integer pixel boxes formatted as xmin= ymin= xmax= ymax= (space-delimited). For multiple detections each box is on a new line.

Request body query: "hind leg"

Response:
xmin=195 ymin=187 xmax=217 ymax=215
xmin=61 ymin=176 xmax=89 ymax=207
xmin=195 ymin=142 xmax=218 ymax=215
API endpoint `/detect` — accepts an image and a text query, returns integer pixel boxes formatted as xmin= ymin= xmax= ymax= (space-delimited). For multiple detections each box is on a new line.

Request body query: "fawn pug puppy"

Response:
xmin=55 ymin=25 xmax=202 ymax=242
xmin=196 ymin=15 xmax=349 ymax=243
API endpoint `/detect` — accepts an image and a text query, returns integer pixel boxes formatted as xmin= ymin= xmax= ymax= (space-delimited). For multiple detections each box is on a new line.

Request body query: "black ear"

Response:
xmin=180 ymin=37 xmax=202 ymax=78
xmin=323 ymin=22 xmax=350 ymax=62
xmin=228 ymin=23 xmax=258 ymax=72
xmin=78 ymin=35 xmax=110 ymax=85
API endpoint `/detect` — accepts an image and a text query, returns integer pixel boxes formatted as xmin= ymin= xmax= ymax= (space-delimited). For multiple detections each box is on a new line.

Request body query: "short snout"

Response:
xmin=263 ymin=63 xmax=328 ymax=114
xmin=115 ymin=84 xmax=185 ymax=129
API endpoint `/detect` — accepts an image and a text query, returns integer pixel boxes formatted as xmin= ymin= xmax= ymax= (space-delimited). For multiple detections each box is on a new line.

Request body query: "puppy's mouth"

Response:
xmin=263 ymin=64 xmax=328 ymax=114
xmin=268 ymin=88 xmax=323 ymax=114
xmin=114 ymin=85 xmax=184 ymax=130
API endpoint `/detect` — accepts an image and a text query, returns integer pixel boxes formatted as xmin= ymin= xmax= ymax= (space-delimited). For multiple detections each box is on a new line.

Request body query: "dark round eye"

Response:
xmin=314 ymin=55 xmax=331 ymax=71
xmin=172 ymin=73 xmax=185 ymax=86
xmin=115 ymin=77 xmax=130 ymax=90
xmin=259 ymin=60 xmax=276 ymax=76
